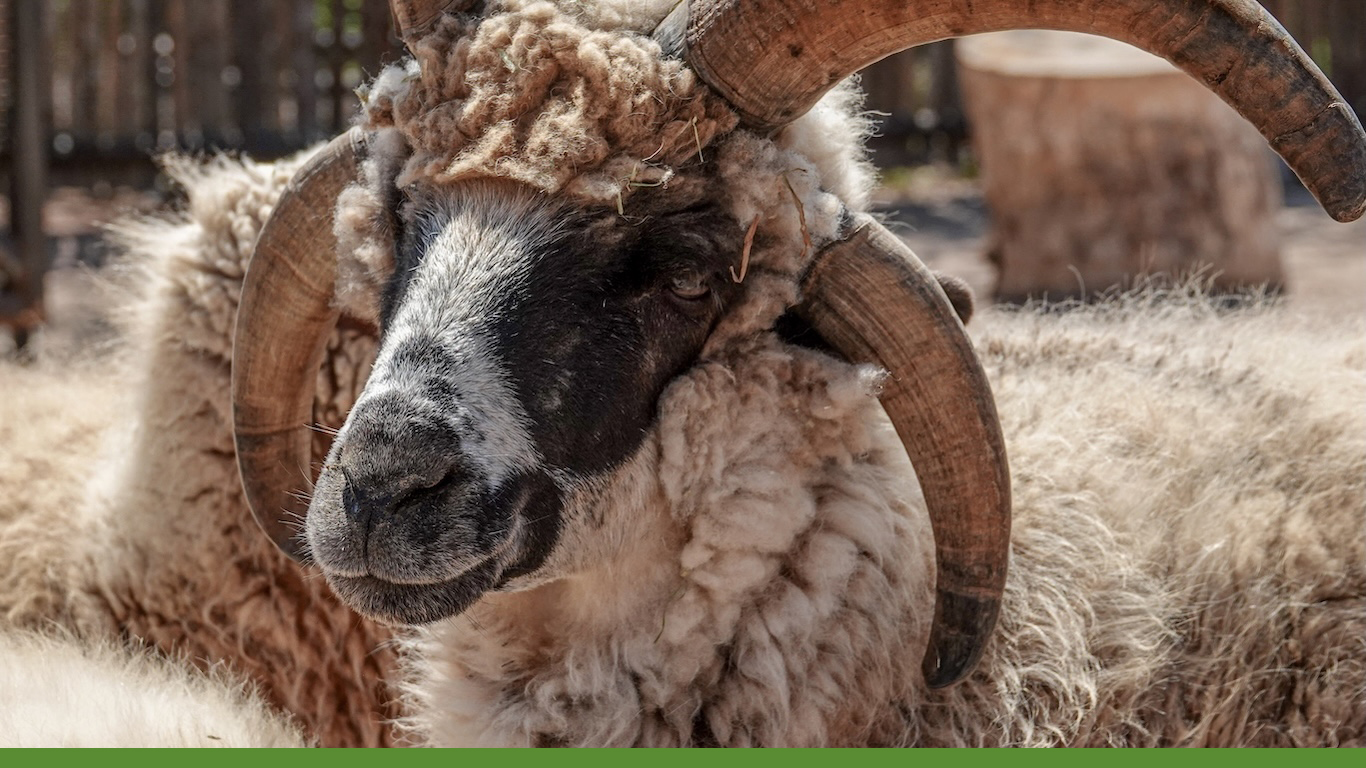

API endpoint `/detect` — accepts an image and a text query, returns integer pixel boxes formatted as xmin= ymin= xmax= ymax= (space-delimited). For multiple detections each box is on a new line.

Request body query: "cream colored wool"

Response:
xmin=362 ymin=0 xmax=738 ymax=202
xmin=0 ymin=361 xmax=119 ymax=627
xmin=3 ymin=0 xmax=1361 ymax=749
xmin=341 ymin=0 xmax=875 ymax=331
xmin=399 ymin=291 xmax=1365 ymax=746
xmin=0 ymin=631 xmax=306 ymax=747
xmin=0 ymin=153 xmax=399 ymax=748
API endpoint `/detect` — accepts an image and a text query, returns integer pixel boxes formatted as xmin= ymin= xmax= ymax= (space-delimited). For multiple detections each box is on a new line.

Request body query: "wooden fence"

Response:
xmin=1262 ymin=0 xmax=1364 ymax=122
xmin=1 ymin=0 xmax=406 ymax=338
xmin=8 ymin=0 xmax=404 ymax=176
xmin=2 ymin=1 xmax=1363 ymax=338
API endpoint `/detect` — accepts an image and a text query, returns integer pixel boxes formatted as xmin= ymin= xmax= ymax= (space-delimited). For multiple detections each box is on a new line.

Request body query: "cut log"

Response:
xmin=958 ymin=31 xmax=1284 ymax=303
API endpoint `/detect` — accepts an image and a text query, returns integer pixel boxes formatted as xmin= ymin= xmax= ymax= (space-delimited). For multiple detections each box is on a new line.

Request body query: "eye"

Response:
xmin=668 ymin=274 xmax=711 ymax=301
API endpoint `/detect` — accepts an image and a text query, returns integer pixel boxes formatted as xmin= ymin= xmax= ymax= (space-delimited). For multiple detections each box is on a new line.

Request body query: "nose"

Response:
xmin=339 ymin=458 xmax=467 ymax=533
xmin=335 ymin=400 xmax=469 ymax=533
xmin=339 ymin=451 xmax=473 ymax=534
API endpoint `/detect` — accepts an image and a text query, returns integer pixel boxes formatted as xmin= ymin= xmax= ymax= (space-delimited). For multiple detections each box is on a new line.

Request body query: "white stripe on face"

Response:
xmin=348 ymin=182 xmax=566 ymax=489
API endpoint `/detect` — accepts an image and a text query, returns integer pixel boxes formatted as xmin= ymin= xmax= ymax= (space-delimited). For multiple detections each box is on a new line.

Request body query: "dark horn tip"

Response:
xmin=1328 ymin=196 xmax=1365 ymax=224
xmin=1275 ymin=102 xmax=1366 ymax=223
xmin=921 ymin=590 xmax=1001 ymax=689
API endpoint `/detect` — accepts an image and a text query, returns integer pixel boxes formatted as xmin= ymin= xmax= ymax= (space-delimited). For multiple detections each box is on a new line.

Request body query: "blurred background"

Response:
xmin=1 ymin=0 xmax=1363 ymax=352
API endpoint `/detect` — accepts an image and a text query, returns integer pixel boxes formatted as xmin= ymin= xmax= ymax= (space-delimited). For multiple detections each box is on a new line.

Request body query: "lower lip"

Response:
xmin=325 ymin=566 xmax=499 ymax=625
xmin=317 ymin=485 xmax=536 ymax=623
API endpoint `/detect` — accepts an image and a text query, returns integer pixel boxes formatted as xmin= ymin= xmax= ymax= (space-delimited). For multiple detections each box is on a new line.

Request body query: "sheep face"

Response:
xmin=307 ymin=180 xmax=743 ymax=624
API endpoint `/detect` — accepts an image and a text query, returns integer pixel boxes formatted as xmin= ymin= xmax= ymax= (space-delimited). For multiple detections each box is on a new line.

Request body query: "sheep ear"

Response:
xmin=797 ymin=215 xmax=1011 ymax=688
xmin=662 ymin=0 xmax=1365 ymax=222
xmin=233 ymin=129 xmax=369 ymax=563
xmin=934 ymin=273 xmax=973 ymax=326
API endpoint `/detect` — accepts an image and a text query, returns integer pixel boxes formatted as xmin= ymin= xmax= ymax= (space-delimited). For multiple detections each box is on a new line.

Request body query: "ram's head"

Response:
xmin=231 ymin=0 xmax=1366 ymax=688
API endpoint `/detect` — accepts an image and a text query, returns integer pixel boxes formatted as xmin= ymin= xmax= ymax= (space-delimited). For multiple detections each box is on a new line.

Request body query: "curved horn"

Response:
xmin=660 ymin=0 xmax=1366 ymax=223
xmin=232 ymin=129 xmax=368 ymax=561
xmin=797 ymin=214 xmax=1011 ymax=688
xmin=389 ymin=1 xmax=481 ymax=45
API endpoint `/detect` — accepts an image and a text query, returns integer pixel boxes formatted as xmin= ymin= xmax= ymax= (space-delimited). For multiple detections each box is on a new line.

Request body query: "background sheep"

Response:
xmin=0 ymin=154 xmax=399 ymax=747
xmin=0 ymin=631 xmax=306 ymax=747
xmin=3 ymin=0 xmax=1364 ymax=748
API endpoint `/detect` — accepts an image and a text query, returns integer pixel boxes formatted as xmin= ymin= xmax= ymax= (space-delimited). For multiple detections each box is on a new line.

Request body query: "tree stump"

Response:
xmin=957 ymin=31 xmax=1284 ymax=302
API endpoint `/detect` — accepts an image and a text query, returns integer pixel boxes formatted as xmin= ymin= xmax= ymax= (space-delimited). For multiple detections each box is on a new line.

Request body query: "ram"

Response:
xmin=3 ymin=0 xmax=1364 ymax=748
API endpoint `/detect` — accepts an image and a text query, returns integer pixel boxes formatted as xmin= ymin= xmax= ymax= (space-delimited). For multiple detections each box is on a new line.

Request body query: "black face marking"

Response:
xmin=379 ymin=195 xmax=426 ymax=329
xmin=309 ymin=182 xmax=744 ymax=626
xmin=492 ymin=469 xmax=564 ymax=583
xmin=488 ymin=204 xmax=744 ymax=474
xmin=774 ymin=311 xmax=836 ymax=355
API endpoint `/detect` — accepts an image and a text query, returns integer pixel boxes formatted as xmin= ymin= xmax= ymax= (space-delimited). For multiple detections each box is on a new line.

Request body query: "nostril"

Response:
xmin=339 ymin=463 xmax=468 ymax=529
xmin=391 ymin=465 xmax=470 ymax=516
xmin=341 ymin=467 xmax=392 ymax=529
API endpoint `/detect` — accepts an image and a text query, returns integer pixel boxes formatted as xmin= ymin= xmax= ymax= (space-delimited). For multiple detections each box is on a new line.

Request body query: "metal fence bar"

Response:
xmin=3 ymin=0 xmax=50 ymax=341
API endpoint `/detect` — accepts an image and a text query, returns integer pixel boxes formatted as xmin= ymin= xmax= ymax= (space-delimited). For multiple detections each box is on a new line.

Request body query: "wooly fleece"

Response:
xmin=333 ymin=4 xmax=1355 ymax=743
xmin=399 ymin=290 xmax=1366 ymax=746
xmin=0 ymin=631 xmax=306 ymax=747
xmin=0 ymin=153 xmax=399 ymax=747
xmin=0 ymin=0 xmax=872 ymax=747
xmin=335 ymin=0 xmax=873 ymax=330
xmin=0 ymin=360 xmax=118 ymax=625
xmin=3 ymin=0 xmax=1362 ymax=749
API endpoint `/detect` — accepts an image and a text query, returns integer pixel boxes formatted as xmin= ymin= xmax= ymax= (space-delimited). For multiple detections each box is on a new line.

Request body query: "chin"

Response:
xmin=323 ymin=561 xmax=503 ymax=626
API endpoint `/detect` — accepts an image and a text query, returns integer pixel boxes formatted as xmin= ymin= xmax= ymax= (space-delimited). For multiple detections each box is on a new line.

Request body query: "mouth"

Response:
xmin=324 ymin=559 xmax=503 ymax=625
xmin=309 ymin=466 xmax=565 ymax=624
xmin=317 ymin=485 xmax=540 ymax=624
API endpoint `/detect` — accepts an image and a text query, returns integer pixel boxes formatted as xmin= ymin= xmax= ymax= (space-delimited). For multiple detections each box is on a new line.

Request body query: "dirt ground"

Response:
xmin=4 ymin=174 xmax=1364 ymax=356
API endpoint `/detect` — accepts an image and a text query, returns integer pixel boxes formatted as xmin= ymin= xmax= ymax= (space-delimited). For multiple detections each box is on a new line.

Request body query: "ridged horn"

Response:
xmin=658 ymin=0 xmax=1366 ymax=222
xmin=232 ymin=129 xmax=368 ymax=562
xmin=797 ymin=214 xmax=1011 ymax=688
xmin=389 ymin=0 xmax=481 ymax=44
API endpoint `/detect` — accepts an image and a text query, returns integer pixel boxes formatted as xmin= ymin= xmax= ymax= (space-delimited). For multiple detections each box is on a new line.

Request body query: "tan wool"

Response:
xmin=4 ymin=0 xmax=1360 ymax=750
xmin=362 ymin=0 xmax=738 ymax=204
xmin=342 ymin=1 xmax=876 ymax=334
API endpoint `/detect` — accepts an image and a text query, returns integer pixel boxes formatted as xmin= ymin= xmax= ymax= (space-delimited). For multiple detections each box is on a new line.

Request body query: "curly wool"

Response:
xmin=0 ymin=152 xmax=397 ymax=748
xmin=362 ymin=0 xmax=738 ymax=202
xmin=398 ymin=292 xmax=1366 ymax=746
xmin=338 ymin=0 xmax=875 ymax=331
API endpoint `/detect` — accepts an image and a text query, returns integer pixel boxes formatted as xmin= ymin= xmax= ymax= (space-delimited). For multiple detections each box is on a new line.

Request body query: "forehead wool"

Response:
xmin=361 ymin=0 xmax=737 ymax=203
xmin=338 ymin=0 xmax=875 ymax=338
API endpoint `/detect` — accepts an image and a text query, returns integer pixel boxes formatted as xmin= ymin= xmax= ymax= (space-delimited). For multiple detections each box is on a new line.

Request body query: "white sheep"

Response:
xmin=0 ymin=631 xmax=306 ymax=747
xmin=2 ymin=0 xmax=1363 ymax=748
xmin=0 ymin=155 xmax=399 ymax=747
